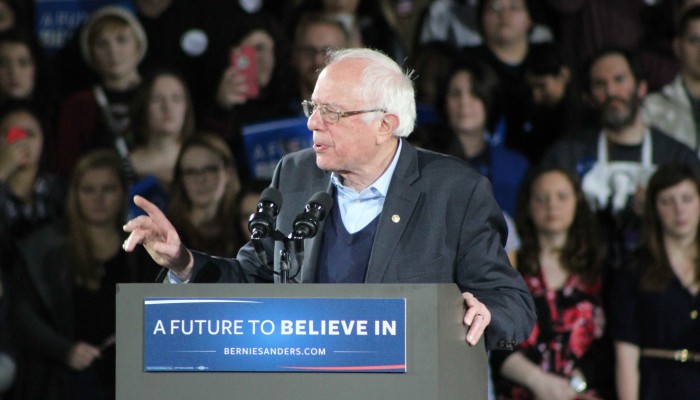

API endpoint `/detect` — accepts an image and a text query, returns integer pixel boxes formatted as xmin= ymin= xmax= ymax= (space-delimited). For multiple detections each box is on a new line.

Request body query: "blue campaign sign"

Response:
xmin=144 ymin=298 xmax=406 ymax=373
xmin=35 ymin=0 xmax=134 ymax=54
xmin=242 ymin=117 xmax=312 ymax=180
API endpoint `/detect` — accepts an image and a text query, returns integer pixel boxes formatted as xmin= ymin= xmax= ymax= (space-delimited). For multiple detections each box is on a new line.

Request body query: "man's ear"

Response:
xmin=637 ymin=79 xmax=648 ymax=99
xmin=377 ymin=113 xmax=399 ymax=143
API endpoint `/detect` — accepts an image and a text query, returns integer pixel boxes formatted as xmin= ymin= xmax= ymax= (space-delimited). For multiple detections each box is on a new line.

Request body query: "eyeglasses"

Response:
xmin=301 ymin=100 xmax=386 ymax=124
xmin=181 ymin=164 xmax=222 ymax=180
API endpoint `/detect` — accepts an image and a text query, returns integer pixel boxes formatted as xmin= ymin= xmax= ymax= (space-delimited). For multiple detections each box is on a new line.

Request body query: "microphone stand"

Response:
xmin=266 ymin=230 xmax=298 ymax=284
xmin=279 ymin=237 xmax=292 ymax=284
xmin=250 ymin=191 xmax=332 ymax=283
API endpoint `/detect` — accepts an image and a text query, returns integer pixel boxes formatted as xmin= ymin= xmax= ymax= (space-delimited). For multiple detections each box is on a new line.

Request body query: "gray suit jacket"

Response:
xmin=190 ymin=139 xmax=535 ymax=350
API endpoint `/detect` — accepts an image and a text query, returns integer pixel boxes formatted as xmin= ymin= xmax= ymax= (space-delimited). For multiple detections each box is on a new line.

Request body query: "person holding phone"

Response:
xmin=0 ymin=103 xmax=65 ymax=292
xmin=0 ymin=125 xmax=28 ymax=170
xmin=200 ymin=14 xmax=297 ymax=183
xmin=207 ymin=14 xmax=291 ymax=116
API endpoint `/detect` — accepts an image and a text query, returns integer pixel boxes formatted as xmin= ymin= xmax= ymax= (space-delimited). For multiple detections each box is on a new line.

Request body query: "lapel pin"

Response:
xmin=391 ymin=214 xmax=400 ymax=223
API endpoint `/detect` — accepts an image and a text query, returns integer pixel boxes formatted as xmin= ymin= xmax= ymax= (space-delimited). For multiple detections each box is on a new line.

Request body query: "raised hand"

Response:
xmin=123 ymin=195 xmax=193 ymax=281
xmin=0 ymin=136 xmax=30 ymax=181
xmin=215 ymin=65 xmax=250 ymax=109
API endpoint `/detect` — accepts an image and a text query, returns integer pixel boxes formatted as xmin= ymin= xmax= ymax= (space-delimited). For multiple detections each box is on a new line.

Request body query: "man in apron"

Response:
xmin=542 ymin=46 xmax=700 ymax=269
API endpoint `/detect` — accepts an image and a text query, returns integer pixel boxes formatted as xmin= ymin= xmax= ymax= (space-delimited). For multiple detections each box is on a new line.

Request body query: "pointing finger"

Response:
xmin=133 ymin=195 xmax=176 ymax=231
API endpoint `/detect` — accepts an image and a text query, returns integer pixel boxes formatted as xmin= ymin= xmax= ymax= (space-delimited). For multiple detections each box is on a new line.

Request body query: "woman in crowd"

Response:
xmin=168 ymin=133 xmax=243 ymax=258
xmin=612 ymin=164 xmax=700 ymax=400
xmin=121 ymin=69 xmax=196 ymax=220
xmin=409 ymin=56 xmax=526 ymax=264
xmin=0 ymin=104 xmax=64 ymax=276
xmin=128 ymin=69 xmax=196 ymax=188
xmin=0 ymin=31 xmax=52 ymax=107
xmin=53 ymin=6 xmax=147 ymax=177
xmin=493 ymin=166 xmax=609 ymax=399
xmin=11 ymin=149 xmax=158 ymax=400
xmin=417 ymin=55 xmax=528 ymax=217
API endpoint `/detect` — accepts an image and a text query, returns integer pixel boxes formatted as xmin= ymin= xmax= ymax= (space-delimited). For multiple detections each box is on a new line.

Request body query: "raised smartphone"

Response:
xmin=231 ymin=45 xmax=259 ymax=99
xmin=5 ymin=126 xmax=27 ymax=144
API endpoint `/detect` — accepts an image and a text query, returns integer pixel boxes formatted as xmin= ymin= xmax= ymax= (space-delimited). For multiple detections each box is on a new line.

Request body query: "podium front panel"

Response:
xmin=117 ymin=283 xmax=487 ymax=400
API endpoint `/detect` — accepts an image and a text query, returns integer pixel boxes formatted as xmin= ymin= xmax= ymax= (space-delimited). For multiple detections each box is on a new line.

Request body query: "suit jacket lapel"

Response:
xmin=299 ymin=176 xmax=334 ymax=283
xmin=365 ymin=140 xmax=421 ymax=283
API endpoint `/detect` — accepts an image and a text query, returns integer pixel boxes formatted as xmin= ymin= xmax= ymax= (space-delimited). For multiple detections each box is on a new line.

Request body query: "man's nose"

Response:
xmin=604 ymin=81 xmax=621 ymax=97
xmin=307 ymin=108 xmax=323 ymax=131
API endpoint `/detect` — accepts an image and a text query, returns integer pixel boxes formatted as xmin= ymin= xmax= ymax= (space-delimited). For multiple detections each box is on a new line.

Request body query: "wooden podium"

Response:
xmin=116 ymin=283 xmax=487 ymax=400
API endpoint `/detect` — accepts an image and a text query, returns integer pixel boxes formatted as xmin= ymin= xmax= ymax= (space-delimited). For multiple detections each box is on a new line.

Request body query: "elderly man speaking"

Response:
xmin=123 ymin=47 xmax=535 ymax=351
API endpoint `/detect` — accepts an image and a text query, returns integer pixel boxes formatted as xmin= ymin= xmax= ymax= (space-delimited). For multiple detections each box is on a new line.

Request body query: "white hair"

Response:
xmin=326 ymin=48 xmax=416 ymax=137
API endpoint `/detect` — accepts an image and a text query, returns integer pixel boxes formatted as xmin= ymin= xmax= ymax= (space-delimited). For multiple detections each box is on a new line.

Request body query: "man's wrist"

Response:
xmin=172 ymin=249 xmax=194 ymax=282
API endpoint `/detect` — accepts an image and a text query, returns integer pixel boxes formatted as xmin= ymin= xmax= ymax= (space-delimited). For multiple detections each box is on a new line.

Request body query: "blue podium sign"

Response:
xmin=144 ymin=297 xmax=406 ymax=372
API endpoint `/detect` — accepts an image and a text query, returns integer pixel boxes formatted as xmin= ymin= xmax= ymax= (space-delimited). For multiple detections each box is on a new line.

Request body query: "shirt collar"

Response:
xmin=331 ymin=139 xmax=402 ymax=197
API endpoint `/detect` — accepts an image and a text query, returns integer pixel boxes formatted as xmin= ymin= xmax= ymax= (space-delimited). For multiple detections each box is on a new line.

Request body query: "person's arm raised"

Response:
xmin=122 ymin=195 xmax=194 ymax=282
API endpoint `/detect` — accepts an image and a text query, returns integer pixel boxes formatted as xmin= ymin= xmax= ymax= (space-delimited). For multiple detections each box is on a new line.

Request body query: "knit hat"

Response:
xmin=79 ymin=6 xmax=148 ymax=66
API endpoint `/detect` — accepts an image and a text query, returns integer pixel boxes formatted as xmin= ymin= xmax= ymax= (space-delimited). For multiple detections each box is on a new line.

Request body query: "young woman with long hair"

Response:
xmin=494 ymin=166 xmax=610 ymax=399
xmin=612 ymin=163 xmax=700 ymax=400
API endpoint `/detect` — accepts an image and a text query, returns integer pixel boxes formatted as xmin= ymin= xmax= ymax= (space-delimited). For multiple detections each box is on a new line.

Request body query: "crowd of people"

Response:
xmin=0 ymin=0 xmax=699 ymax=399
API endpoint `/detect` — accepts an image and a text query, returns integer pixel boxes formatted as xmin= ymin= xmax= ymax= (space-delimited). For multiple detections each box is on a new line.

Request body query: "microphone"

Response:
xmin=293 ymin=192 xmax=334 ymax=239
xmin=248 ymin=187 xmax=283 ymax=239
xmin=292 ymin=192 xmax=334 ymax=268
xmin=248 ymin=187 xmax=283 ymax=266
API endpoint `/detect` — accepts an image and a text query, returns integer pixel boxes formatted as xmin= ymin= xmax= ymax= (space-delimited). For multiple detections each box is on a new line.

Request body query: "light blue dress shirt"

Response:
xmin=330 ymin=141 xmax=402 ymax=234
